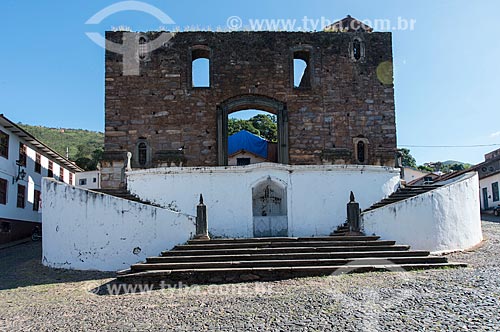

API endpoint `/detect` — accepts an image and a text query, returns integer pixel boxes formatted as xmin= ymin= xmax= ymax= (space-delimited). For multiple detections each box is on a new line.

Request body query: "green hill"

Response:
xmin=442 ymin=160 xmax=472 ymax=168
xmin=18 ymin=123 xmax=104 ymax=171
xmin=419 ymin=160 xmax=472 ymax=173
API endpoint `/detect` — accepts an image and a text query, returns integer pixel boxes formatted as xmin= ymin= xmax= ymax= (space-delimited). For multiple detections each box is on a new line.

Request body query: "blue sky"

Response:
xmin=1 ymin=0 xmax=499 ymax=164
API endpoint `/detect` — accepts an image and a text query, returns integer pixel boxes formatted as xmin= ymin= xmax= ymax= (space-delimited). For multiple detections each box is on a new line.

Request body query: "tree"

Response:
xmin=250 ymin=114 xmax=277 ymax=142
xmin=399 ymin=148 xmax=417 ymax=168
xmin=74 ymin=145 xmax=103 ymax=171
xmin=228 ymin=114 xmax=278 ymax=142
xmin=417 ymin=165 xmax=433 ymax=172
xmin=228 ymin=118 xmax=260 ymax=137
xmin=449 ymin=164 xmax=464 ymax=171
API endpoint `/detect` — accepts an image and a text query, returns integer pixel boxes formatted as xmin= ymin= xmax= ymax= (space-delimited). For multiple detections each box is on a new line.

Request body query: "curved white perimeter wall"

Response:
xmin=362 ymin=172 xmax=483 ymax=253
xmin=42 ymin=178 xmax=196 ymax=272
xmin=127 ymin=163 xmax=401 ymax=238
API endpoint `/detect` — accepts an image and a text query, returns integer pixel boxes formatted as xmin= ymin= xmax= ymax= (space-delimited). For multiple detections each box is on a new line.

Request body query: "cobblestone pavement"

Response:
xmin=1 ymin=220 xmax=499 ymax=332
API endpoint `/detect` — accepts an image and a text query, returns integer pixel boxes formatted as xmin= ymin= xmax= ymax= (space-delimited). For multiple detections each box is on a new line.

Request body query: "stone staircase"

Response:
xmin=364 ymin=185 xmax=441 ymax=212
xmin=117 ymin=235 xmax=466 ymax=285
xmin=93 ymin=189 xmax=159 ymax=207
xmin=332 ymin=223 xmax=351 ymax=236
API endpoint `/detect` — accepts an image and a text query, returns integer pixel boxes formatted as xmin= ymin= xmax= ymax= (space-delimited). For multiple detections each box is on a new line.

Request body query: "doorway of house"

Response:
xmin=252 ymin=178 xmax=288 ymax=237
xmin=483 ymin=187 xmax=489 ymax=209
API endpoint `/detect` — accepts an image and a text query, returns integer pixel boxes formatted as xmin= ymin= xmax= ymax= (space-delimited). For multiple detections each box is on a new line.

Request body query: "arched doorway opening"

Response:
xmin=252 ymin=177 xmax=288 ymax=237
xmin=217 ymin=95 xmax=289 ymax=166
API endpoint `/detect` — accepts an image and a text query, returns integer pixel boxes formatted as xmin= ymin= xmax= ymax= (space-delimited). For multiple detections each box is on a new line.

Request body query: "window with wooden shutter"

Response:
xmin=0 ymin=178 xmax=7 ymax=205
xmin=17 ymin=184 xmax=25 ymax=208
xmin=19 ymin=143 xmax=27 ymax=166
xmin=33 ymin=190 xmax=41 ymax=211
xmin=59 ymin=167 xmax=65 ymax=182
xmin=48 ymin=161 xmax=54 ymax=177
xmin=35 ymin=153 xmax=41 ymax=173
xmin=0 ymin=131 xmax=9 ymax=159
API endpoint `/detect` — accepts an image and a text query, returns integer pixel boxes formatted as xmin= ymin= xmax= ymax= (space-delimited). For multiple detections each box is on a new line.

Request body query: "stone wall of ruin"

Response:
xmin=103 ymin=31 xmax=397 ymax=187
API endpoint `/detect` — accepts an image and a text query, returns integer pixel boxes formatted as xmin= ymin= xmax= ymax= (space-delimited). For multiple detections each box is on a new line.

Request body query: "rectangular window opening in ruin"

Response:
xmin=192 ymin=48 xmax=210 ymax=88
xmin=293 ymin=51 xmax=311 ymax=89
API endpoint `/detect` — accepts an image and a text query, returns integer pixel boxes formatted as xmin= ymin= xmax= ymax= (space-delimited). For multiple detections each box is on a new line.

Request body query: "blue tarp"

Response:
xmin=228 ymin=130 xmax=268 ymax=159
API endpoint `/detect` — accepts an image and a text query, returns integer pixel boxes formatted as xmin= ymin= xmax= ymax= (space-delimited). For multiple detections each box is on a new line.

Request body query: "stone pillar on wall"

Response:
xmin=347 ymin=191 xmax=361 ymax=233
xmin=100 ymin=151 xmax=128 ymax=189
xmin=195 ymin=194 xmax=209 ymax=240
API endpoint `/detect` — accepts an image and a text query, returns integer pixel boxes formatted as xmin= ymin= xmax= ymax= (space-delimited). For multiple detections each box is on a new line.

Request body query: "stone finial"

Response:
xmin=199 ymin=194 xmax=204 ymax=205
xmin=350 ymin=191 xmax=355 ymax=202
xmin=126 ymin=152 xmax=132 ymax=171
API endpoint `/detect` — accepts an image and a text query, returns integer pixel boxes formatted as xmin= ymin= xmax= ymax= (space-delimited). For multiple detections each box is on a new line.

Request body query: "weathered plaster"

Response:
xmin=362 ymin=172 xmax=483 ymax=253
xmin=126 ymin=163 xmax=401 ymax=238
xmin=42 ymin=178 xmax=195 ymax=271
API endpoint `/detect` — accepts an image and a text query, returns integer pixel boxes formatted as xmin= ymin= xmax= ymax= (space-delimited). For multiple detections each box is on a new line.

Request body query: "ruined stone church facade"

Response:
xmin=102 ymin=24 xmax=397 ymax=188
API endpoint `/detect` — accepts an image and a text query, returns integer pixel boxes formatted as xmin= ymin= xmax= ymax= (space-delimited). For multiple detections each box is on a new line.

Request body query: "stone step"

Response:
xmin=117 ymin=216 xmax=467 ymax=285
xmin=365 ymin=185 xmax=442 ymax=212
xmin=390 ymin=191 xmax=428 ymax=196
xmin=94 ymin=189 xmax=128 ymax=195
xmin=379 ymin=197 xmax=416 ymax=202
xmin=400 ymin=187 xmax=437 ymax=192
xmin=132 ymin=256 xmax=449 ymax=271
xmin=148 ymin=250 xmax=430 ymax=263
xmin=173 ymin=240 xmax=397 ymax=251
xmin=405 ymin=185 xmax=441 ymax=189
xmin=187 ymin=235 xmax=380 ymax=245
xmin=117 ymin=262 xmax=467 ymax=285
xmin=161 ymin=245 xmax=411 ymax=256
xmin=93 ymin=189 xmax=159 ymax=207
xmin=388 ymin=192 xmax=427 ymax=198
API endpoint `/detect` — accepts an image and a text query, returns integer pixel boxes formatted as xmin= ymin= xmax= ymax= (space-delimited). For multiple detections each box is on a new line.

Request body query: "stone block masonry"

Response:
xmin=103 ymin=31 xmax=396 ymax=188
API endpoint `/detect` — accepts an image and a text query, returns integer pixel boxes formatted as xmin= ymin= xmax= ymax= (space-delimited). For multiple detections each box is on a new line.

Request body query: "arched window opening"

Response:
xmin=138 ymin=37 xmax=148 ymax=60
xmin=191 ymin=47 xmax=210 ymax=88
xmin=357 ymin=141 xmax=365 ymax=163
xmin=353 ymin=40 xmax=362 ymax=61
xmin=350 ymin=38 xmax=365 ymax=62
xmin=293 ymin=50 xmax=311 ymax=88
xmin=138 ymin=142 xmax=147 ymax=166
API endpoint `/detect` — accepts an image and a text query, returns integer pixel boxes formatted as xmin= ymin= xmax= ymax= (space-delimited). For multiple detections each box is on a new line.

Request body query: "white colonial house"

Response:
xmin=75 ymin=170 xmax=101 ymax=190
xmin=0 ymin=114 xmax=83 ymax=244
xmin=474 ymin=148 xmax=500 ymax=211
xmin=401 ymin=167 xmax=428 ymax=184
xmin=480 ymin=172 xmax=500 ymax=211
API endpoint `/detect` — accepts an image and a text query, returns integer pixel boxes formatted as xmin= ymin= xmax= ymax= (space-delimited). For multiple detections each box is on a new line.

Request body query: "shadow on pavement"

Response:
xmin=0 ymin=241 xmax=114 ymax=290
xmin=481 ymin=213 xmax=500 ymax=223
